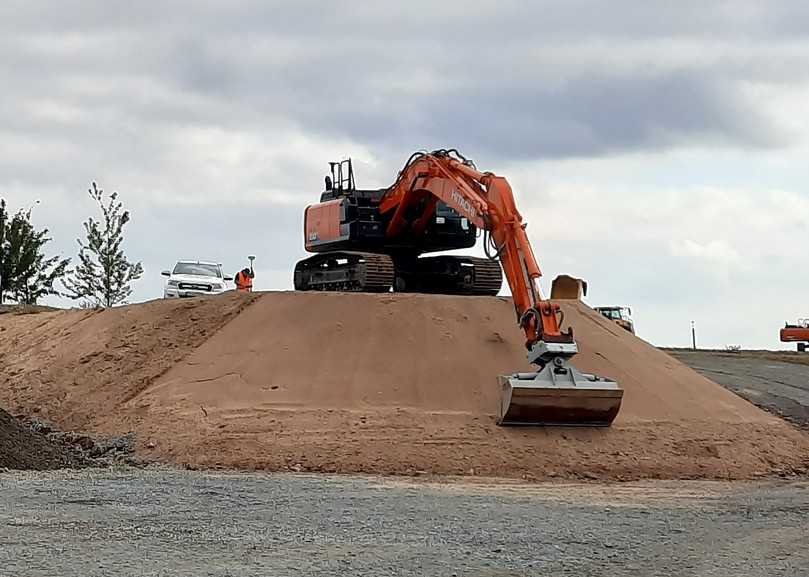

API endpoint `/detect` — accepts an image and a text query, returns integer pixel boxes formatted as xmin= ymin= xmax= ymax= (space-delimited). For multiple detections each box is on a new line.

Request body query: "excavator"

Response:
xmin=294 ymin=149 xmax=623 ymax=426
xmin=781 ymin=319 xmax=809 ymax=352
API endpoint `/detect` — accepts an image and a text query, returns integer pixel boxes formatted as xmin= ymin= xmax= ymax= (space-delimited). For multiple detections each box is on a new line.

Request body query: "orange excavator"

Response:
xmin=781 ymin=319 xmax=809 ymax=352
xmin=294 ymin=150 xmax=623 ymax=426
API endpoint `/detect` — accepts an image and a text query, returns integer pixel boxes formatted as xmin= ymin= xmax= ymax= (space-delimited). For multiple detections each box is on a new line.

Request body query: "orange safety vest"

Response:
xmin=236 ymin=271 xmax=253 ymax=292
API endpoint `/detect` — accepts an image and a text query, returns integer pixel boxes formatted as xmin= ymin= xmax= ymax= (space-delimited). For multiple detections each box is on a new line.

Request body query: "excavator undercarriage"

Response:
xmin=294 ymin=252 xmax=394 ymax=293
xmin=294 ymin=252 xmax=502 ymax=295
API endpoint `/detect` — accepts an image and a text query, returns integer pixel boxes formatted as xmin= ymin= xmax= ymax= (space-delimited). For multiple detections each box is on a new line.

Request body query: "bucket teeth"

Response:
xmin=497 ymin=363 xmax=623 ymax=427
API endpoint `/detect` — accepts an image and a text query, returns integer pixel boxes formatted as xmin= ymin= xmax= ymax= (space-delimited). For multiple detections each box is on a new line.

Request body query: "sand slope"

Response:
xmin=130 ymin=292 xmax=806 ymax=479
xmin=141 ymin=292 xmax=767 ymax=423
xmin=2 ymin=291 xmax=807 ymax=479
xmin=0 ymin=293 xmax=259 ymax=430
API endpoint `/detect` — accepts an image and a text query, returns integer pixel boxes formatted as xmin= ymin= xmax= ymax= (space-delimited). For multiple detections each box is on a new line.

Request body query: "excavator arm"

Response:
xmin=378 ymin=150 xmax=623 ymax=426
xmin=380 ymin=150 xmax=563 ymax=350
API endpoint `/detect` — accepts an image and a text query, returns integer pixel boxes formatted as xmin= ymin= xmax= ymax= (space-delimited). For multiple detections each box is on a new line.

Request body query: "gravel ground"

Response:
xmin=669 ymin=349 xmax=809 ymax=427
xmin=2 ymin=469 xmax=808 ymax=576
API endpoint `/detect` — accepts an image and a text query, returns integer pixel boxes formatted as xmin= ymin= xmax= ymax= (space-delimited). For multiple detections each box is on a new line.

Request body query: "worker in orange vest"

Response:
xmin=234 ymin=258 xmax=255 ymax=292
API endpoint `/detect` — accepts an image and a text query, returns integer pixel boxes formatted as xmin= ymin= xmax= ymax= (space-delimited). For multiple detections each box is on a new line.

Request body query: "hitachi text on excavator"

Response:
xmin=294 ymin=150 xmax=623 ymax=426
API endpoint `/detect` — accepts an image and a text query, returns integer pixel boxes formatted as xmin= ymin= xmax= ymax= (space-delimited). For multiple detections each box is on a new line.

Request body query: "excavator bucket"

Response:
xmin=497 ymin=363 xmax=623 ymax=426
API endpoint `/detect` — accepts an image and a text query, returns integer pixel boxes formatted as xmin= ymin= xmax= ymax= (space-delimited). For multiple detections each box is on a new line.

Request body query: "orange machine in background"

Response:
xmin=781 ymin=319 xmax=809 ymax=352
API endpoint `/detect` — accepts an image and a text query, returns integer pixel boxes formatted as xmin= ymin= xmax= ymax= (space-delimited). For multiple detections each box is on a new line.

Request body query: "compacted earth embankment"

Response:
xmin=2 ymin=291 xmax=807 ymax=480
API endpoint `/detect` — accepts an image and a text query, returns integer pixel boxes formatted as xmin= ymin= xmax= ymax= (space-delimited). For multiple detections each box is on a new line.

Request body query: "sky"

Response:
xmin=1 ymin=1 xmax=807 ymax=349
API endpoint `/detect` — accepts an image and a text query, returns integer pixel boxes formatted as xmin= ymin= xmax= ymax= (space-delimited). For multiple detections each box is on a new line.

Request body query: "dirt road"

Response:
xmin=2 ymin=470 xmax=808 ymax=576
xmin=668 ymin=350 xmax=809 ymax=427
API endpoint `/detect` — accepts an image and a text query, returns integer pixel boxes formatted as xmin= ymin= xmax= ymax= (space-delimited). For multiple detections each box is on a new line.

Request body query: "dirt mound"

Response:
xmin=2 ymin=291 xmax=807 ymax=480
xmin=0 ymin=407 xmax=79 ymax=470
xmin=132 ymin=292 xmax=808 ymax=479
xmin=141 ymin=293 xmax=765 ymax=422
xmin=0 ymin=292 xmax=259 ymax=431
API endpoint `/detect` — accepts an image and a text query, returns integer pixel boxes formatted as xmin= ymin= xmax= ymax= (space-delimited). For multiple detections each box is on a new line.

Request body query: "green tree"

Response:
xmin=62 ymin=183 xmax=143 ymax=307
xmin=0 ymin=199 xmax=71 ymax=304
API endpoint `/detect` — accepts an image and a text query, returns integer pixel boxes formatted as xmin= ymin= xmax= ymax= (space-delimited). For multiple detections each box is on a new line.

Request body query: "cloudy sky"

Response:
xmin=1 ymin=1 xmax=807 ymax=349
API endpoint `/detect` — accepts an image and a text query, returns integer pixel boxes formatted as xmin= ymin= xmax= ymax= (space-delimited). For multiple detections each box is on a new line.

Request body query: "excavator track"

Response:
xmin=295 ymin=253 xmax=503 ymax=296
xmin=392 ymin=255 xmax=503 ymax=296
xmin=294 ymin=252 xmax=394 ymax=292
xmin=466 ymin=257 xmax=504 ymax=295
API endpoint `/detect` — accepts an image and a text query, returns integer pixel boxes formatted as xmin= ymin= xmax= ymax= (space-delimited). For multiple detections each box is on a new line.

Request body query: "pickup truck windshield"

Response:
xmin=173 ymin=262 xmax=221 ymax=277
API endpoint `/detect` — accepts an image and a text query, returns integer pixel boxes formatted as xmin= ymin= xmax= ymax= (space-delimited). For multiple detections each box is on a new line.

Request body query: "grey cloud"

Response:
xmin=1 ymin=1 xmax=806 ymax=171
xmin=2 ymin=2 xmax=807 ymax=192
xmin=5 ymin=2 xmax=808 ymax=40
xmin=322 ymin=71 xmax=785 ymax=159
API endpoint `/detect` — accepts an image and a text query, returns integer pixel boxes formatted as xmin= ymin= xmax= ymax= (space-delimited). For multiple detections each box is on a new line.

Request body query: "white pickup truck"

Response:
xmin=162 ymin=260 xmax=233 ymax=298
